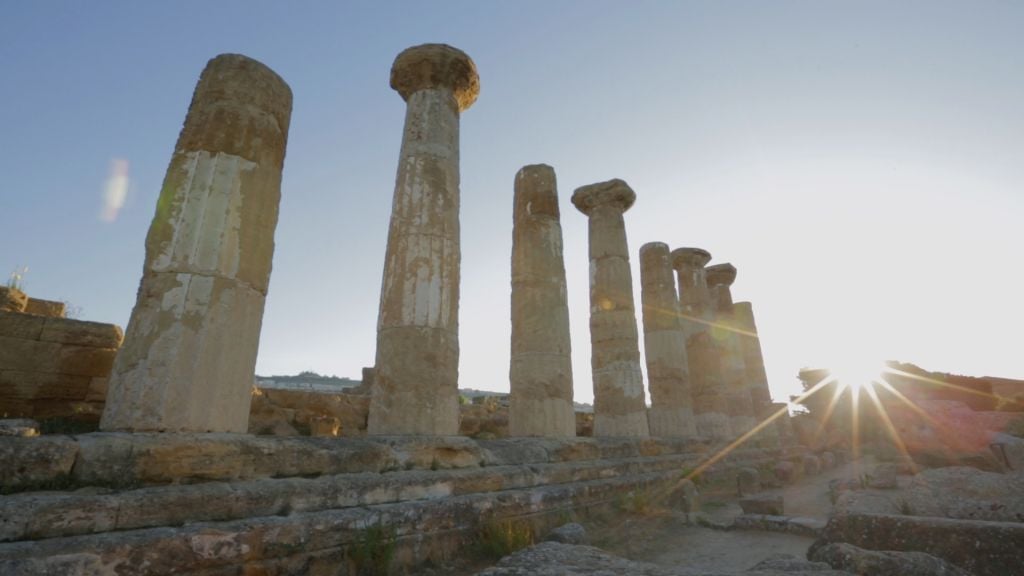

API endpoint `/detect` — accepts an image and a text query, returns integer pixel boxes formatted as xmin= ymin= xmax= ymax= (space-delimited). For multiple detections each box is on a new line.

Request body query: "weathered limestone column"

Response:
xmin=733 ymin=303 xmax=772 ymax=409
xmin=572 ymin=179 xmax=649 ymax=437
xmin=367 ymin=44 xmax=479 ymax=436
xmin=508 ymin=165 xmax=575 ymax=437
xmin=706 ymin=263 xmax=756 ymax=438
xmin=640 ymin=242 xmax=697 ymax=437
xmin=101 ymin=54 xmax=292 ymax=432
xmin=670 ymin=248 xmax=729 ymax=439
xmin=734 ymin=301 xmax=778 ymax=444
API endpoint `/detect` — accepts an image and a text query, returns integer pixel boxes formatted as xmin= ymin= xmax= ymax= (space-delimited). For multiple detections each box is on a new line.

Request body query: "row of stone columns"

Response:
xmin=98 ymin=43 xmax=778 ymax=442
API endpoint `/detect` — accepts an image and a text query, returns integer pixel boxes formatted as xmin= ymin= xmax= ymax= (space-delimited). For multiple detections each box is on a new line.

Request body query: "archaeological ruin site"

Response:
xmin=1 ymin=44 xmax=1022 ymax=576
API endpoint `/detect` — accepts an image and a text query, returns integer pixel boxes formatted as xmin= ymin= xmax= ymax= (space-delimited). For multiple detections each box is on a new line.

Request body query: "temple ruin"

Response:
xmin=3 ymin=42 xmax=1020 ymax=576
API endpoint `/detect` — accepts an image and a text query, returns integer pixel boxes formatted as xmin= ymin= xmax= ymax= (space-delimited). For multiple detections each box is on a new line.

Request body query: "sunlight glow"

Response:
xmin=828 ymin=359 xmax=887 ymax=393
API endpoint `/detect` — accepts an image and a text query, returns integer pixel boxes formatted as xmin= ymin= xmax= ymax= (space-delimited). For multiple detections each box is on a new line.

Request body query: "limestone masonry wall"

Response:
xmin=0 ymin=299 xmax=122 ymax=422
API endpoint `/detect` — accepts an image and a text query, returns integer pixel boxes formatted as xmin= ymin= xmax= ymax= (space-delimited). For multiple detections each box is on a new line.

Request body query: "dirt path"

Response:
xmin=589 ymin=456 xmax=876 ymax=571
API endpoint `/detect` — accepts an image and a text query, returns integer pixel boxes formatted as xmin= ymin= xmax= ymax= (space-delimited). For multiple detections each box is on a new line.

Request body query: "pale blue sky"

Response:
xmin=2 ymin=1 xmax=1022 ymax=404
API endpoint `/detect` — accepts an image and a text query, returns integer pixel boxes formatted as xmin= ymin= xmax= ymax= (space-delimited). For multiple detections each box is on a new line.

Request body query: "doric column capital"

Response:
xmin=390 ymin=44 xmax=480 ymax=112
xmin=571 ymin=179 xmax=636 ymax=216
xmin=705 ymin=263 xmax=737 ymax=287
xmin=670 ymin=247 xmax=712 ymax=271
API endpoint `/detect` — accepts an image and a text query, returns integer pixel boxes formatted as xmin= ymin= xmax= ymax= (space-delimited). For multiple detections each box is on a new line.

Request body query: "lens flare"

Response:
xmin=100 ymin=158 xmax=129 ymax=222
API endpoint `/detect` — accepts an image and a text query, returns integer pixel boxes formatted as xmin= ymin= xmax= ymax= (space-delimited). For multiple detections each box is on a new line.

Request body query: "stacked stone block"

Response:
xmin=0 ymin=307 xmax=121 ymax=421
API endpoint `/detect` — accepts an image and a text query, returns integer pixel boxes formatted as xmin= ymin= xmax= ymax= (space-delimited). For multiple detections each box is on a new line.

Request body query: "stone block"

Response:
xmin=24 ymin=299 xmax=66 ymax=318
xmin=0 ymin=419 xmax=39 ymax=437
xmin=868 ymin=463 xmax=899 ymax=489
xmin=739 ymin=494 xmax=784 ymax=515
xmin=820 ymin=451 xmax=836 ymax=469
xmin=821 ymin=512 xmax=1024 ymax=576
xmin=0 ymin=370 xmax=93 ymax=401
xmin=736 ymin=466 xmax=760 ymax=496
xmin=544 ymin=522 xmax=587 ymax=545
xmin=774 ymin=460 xmax=796 ymax=483
xmin=0 ymin=436 xmax=78 ymax=491
xmin=802 ymin=454 xmax=822 ymax=476
xmin=0 ymin=311 xmax=46 ymax=340
xmin=309 ymin=415 xmax=340 ymax=437
xmin=0 ymin=287 xmax=27 ymax=313
xmin=809 ymin=542 xmax=971 ymax=576
xmin=0 ymin=337 xmax=116 ymax=377
xmin=40 ymin=317 xmax=122 ymax=348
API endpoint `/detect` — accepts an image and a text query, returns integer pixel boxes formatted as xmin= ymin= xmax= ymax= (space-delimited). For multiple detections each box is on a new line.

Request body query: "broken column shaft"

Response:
xmin=705 ymin=263 xmax=756 ymax=438
xmin=572 ymin=179 xmax=649 ymax=437
xmin=671 ymin=248 xmax=729 ymax=440
xmin=640 ymin=242 xmax=697 ymax=437
xmin=508 ymin=165 xmax=576 ymax=437
xmin=367 ymin=44 xmax=479 ymax=435
xmin=101 ymin=54 xmax=292 ymax=432
xmin=733 ymin=301 xmax=778 ymax=444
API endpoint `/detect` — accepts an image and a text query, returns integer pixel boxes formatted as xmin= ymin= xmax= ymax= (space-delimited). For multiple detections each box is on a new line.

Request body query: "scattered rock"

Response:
xmin=809 ymin=542 xmax=972 ymax=576
xmin=544 ymin=522 xmax=587 ymax=545
xmin=475 ymin=541 xmax=853 ymax=575
xmin=674 ymin=478 xmax=700 ymax=515
xmin=819 ymin=452 xmax=836 ymax=469
xmin=736 ymin=467 xmax=761 ymax=496
xmin=868 ymin=463 xmax=899 ymax=489
xmin=740 ymin=495 xmax=784 ymax=516
xmin=0 ymin=419 xmax=40 ymax=437
xmin=802 ymin=454 xmax=821 ymax=476
xmin=774 ymin=461 xmax=796 ymax=483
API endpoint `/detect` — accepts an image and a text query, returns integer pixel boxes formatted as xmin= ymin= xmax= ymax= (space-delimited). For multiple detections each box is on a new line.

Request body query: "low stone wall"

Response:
xmin=0 ymin=310 xmax=122 ymax=422
xmin=0 ymin=434 xmax=779 ymax=574
xmin=820 ymin=512 xmax=1024 ymax=576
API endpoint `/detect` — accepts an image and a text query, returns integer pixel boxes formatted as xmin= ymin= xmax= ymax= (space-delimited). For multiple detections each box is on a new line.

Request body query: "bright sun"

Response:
xmin=828 ymin=360 xmax=887 ymax=392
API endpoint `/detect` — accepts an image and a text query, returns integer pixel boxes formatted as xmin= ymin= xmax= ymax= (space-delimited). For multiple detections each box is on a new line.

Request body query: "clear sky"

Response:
xmin=2 ymin=1 xmax=1022 ymax=405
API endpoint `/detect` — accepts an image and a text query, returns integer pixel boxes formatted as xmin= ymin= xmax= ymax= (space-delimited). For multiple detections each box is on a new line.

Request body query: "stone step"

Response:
xmin=0 ymin=468 xmax=686 ymax=575
xmin=0 ymin=453 xmax=707 ymax=543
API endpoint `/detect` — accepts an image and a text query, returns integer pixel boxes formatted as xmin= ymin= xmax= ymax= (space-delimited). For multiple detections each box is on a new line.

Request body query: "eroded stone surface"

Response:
xmin=509 ymin=165 xmax=575 ymax=438
xmin=101 ymin=54 xmax=292 ymax=433
xmin=369 ymin=44 xmax=479 ymax=436
xmin=640 ymin=242 xmax=696 ymax=438
xmin=572 ymin=180 xmax=648 ymax=438
xmin=706 ymin=263 xmax=755 ymax=438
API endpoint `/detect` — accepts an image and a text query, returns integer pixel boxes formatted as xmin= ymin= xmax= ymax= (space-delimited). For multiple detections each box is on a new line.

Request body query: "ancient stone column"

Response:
xmin=572 ymin=179 xmax=649 ymax=437
xmin=100 ymin=54 xmax=292 ymax=433
xmin=509 ymin=165 xmax=575 ymax=437
xmin=705 ymin=263 xmax=756 ymax=438
xmin=671 ymin=248 xmax=729 ymax=440
xmin=640 ymin=242 xmax=697 ymax=437
xmin=367 ymin=44 xmax=479 ymax=436
xmin=733 ymin=301 xmax=778 ymax=444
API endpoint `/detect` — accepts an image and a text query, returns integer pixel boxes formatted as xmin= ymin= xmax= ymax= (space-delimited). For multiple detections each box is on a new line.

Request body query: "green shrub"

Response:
xmin=349 ymin=522 xmax=397 ymax=576
xmin=475 ymin=519 xmax=534 ymax=560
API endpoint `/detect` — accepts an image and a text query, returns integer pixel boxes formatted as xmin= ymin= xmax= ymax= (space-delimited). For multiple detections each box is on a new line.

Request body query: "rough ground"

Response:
xmin=472 ymin=455 xmax=874 ymax=574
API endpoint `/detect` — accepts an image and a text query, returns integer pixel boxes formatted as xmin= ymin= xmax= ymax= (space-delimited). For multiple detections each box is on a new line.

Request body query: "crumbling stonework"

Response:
xmin=0 ymin=308 xmax=121 ymax=422
xmin=572 ymin=180 xmax=649 ymax=437
xmin=368 ymin=44 xmax=479 ymax=436
xmin=101 ymin=54 xmax=293 ymax=433
xmin=639 ymin=242 xmax=696 ymax=437
xmin=671 ymin=248 xmax=729 ymax=440
xmin=706 ymin=263 xmax=756 ymax=438
xmin=509 ymin=164 xmax=575 ymax=437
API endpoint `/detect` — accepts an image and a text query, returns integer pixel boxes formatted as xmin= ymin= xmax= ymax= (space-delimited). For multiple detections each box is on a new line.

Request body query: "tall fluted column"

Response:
xmin=671 ymin=248 xmax=729 ymax=440
xmin=706 ymin=263 xmax=756 ymax=438
xmin=640 ymin=242 xmax=697 ymax=437
xmin=509 ymin=164 xmax=575 ymax=437
xmin=367 ymin=44 xmax=479 ymax=435
xmin=101 ymin=54 xmax=292 ymax=432
xmin=572 ymin=180 xmax=649 ymax=437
